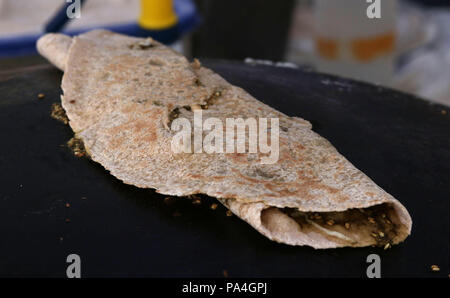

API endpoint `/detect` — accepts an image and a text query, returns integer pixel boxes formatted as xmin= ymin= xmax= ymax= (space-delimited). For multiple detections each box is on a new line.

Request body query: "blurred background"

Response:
xmin=0 ymin=0 xmax=449 ymax=106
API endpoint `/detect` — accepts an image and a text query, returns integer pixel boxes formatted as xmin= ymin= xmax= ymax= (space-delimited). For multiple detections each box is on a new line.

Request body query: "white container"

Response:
xmin=313 ymin=0 xmax=397 ymax=86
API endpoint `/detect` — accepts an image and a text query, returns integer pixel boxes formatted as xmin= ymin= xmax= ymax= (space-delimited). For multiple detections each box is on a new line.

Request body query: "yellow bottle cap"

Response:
xmin=139 ymin=0 xmax=178 ymax=30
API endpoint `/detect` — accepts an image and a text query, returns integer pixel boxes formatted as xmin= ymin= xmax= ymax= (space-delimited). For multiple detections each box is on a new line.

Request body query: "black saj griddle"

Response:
xmin=0 ymin=60 xmax=448 ymax=277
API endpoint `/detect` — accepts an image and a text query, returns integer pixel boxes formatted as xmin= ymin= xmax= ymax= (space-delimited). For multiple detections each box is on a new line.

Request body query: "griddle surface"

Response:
xmin=0 ymin=60 xmax=448 ymax=277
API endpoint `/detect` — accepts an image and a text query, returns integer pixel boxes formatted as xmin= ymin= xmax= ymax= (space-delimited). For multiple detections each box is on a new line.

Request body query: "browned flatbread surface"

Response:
xmin=37 ymin=30 xmax=412 ymax=248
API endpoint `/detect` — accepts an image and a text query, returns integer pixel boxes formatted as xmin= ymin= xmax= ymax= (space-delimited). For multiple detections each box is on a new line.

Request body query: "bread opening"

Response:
xmin=261 ymin=203 xmax=408 ymax=248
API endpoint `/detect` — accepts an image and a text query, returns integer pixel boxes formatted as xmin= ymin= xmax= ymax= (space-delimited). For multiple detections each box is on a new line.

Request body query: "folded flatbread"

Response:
xmin=37 ymin=30 xmax=412 ymax=249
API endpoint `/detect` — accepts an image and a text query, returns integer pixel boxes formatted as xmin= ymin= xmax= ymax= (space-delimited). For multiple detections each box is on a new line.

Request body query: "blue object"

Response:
xmin=44 ymin=0 xmax=87 ymax=33
xmin=0 ymin=0 xmax=200 ymax=58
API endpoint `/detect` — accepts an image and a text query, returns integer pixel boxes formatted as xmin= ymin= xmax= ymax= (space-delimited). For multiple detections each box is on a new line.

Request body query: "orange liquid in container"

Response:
xmin=313 ymin=0 xmax=397 ymax=86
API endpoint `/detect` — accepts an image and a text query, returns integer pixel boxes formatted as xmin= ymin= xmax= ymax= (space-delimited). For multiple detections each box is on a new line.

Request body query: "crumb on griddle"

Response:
xmin=210 ymin=203 xmax=218 ymax=210
xmin=223 ymin=270 xmax=228 ymax=278
xmin=67 ymin=137 xmax=87 ymax=158
xmin=190 ymin=195 xmax=201 ymax=205
xmin=442 ymin=110 xmax=447 ymax=115
xmin=50 ymin=103 xmax=69 ymax=125
xmin=65 ymin=203 xmax=70 ymax=208
xmin=164 ymin=197 xmax=174 ymax=205
xmin=431 ymin=265 xmax=440 ymax=272
xmin=226 ymin=210 xmax=233 ymax=217
xmin=37 ymin=93 xmax=45 ymax=99
xmin=188 ymin=194 xmax=202 ymax=204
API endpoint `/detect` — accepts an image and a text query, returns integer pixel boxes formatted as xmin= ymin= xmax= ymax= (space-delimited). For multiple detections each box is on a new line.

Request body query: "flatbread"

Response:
xmin=37 ymin=30 xmax=412 ymax=248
